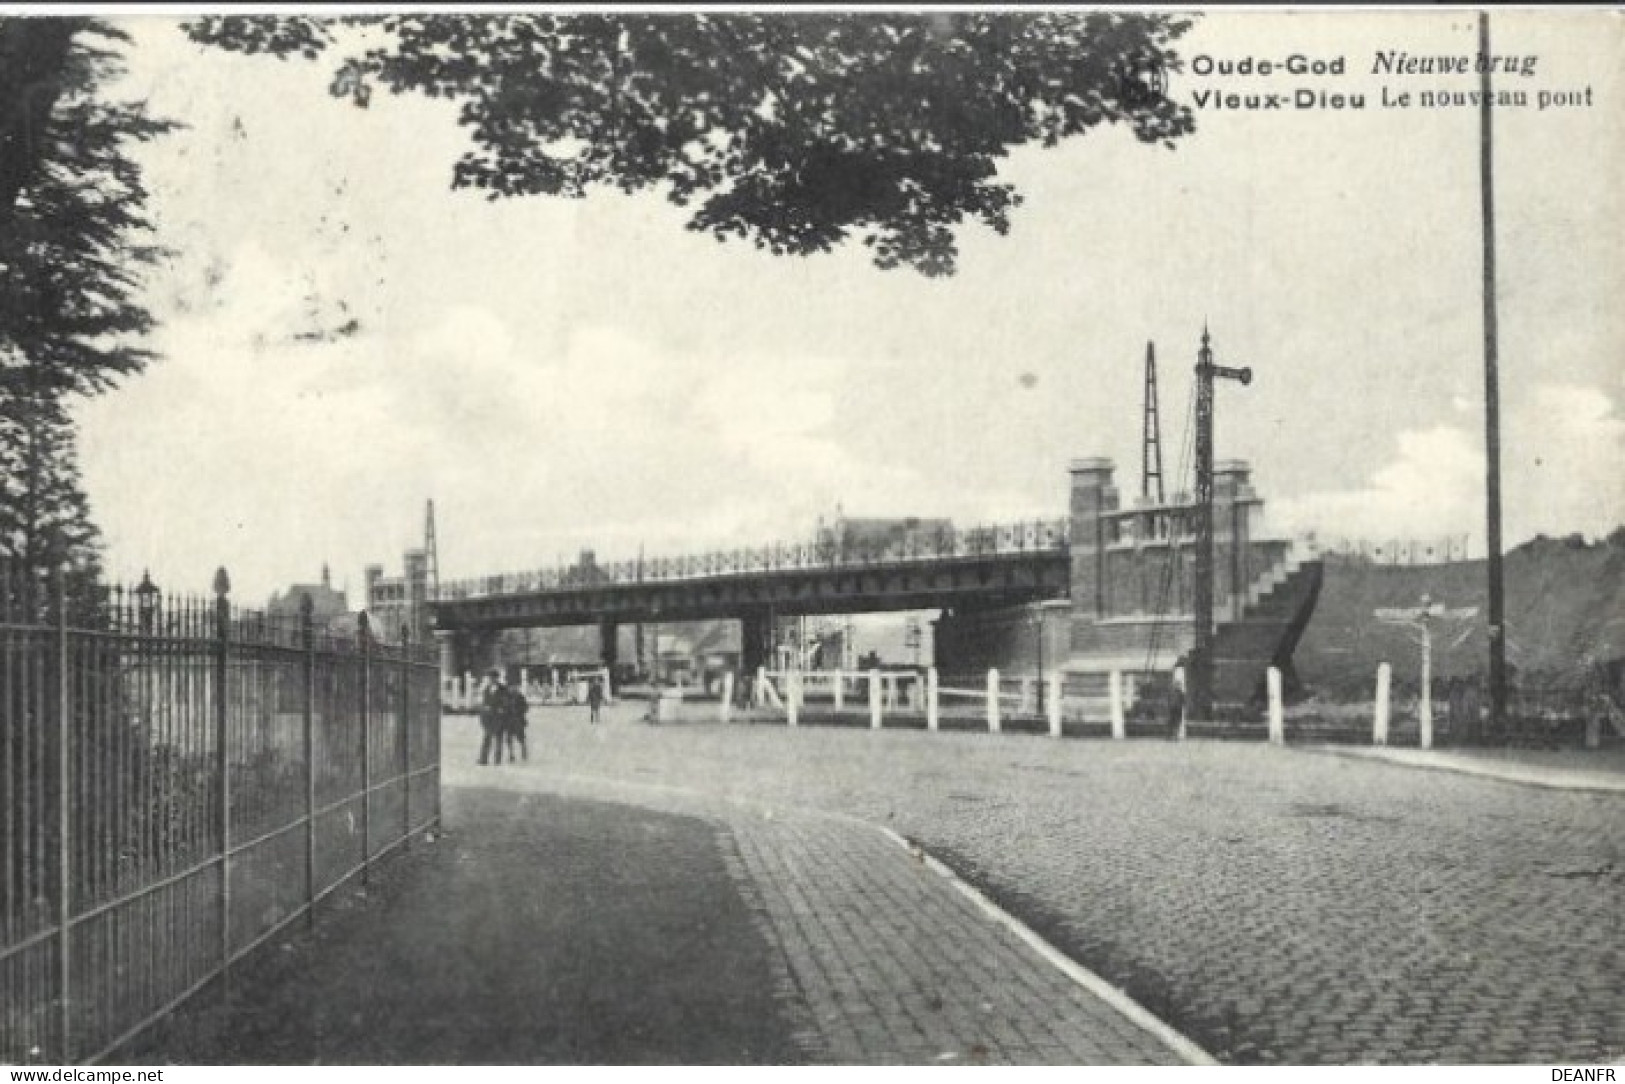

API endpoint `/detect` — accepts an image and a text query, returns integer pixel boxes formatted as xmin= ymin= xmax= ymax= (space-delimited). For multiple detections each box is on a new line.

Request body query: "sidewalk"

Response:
xmin=1304 ymin=744 xmax=1625 ymax=793
xmin=122 ymin=745 xmax=1207 ymax=1065
xmin=124 ymin=788 xmax=807 ymax=1064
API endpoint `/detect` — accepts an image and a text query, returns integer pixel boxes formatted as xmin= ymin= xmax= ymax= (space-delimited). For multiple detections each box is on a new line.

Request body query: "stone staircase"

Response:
xmin=1213 ymin=554 xmax=1326 ymax=705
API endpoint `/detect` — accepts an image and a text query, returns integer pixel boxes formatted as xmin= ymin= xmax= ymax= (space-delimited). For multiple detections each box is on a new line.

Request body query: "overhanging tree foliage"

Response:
xmin=186 ymin=12 xmax=1196 ymax=276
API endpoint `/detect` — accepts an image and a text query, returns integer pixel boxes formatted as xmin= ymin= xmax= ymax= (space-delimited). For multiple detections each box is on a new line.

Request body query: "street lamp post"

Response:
xmin=134 ymin=570 xmax=159 ymax=634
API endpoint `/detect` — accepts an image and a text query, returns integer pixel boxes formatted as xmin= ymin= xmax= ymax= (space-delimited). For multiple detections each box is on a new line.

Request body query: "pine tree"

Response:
xmin=0 ymin=19 xmax=168 ymax=599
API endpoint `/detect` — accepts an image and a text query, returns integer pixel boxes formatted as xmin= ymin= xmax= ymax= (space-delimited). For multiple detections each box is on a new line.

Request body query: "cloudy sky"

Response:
xmin=72 ymin=9 xmax=1623 ymax=604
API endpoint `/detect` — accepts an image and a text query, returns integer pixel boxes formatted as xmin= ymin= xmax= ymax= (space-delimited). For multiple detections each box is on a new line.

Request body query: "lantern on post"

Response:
xmin=135 ymin=570 xmax=160 ymax=634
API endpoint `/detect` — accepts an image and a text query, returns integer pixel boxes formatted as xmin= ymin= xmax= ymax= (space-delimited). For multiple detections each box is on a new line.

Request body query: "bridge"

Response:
xmin=406 ymin=457 xmax=1323 ymax=704
xmin=433 ymin=519 xmax=1071 ymax=627
xmin=429 ymin=519 xmax=1073 ymax=675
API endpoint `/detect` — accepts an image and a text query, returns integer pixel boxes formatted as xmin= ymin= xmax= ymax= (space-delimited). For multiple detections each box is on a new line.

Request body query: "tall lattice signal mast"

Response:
xmin=1141 ymin=341 xmax=1165 ymax=504
xmin=423 ymin=499 xmax=440 ymax=601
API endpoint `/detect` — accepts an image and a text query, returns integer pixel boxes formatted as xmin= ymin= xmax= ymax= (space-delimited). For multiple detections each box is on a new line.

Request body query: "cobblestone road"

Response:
xmin=448 ymin=754 xmax=1192 ymax=1063
xmin=450 ymin=704 xmax=1624 ymax=1065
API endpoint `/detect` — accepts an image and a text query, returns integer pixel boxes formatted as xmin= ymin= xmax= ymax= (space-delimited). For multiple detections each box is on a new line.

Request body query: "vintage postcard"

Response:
xmin=1 ymin=4 xmax=1621 ymax=1072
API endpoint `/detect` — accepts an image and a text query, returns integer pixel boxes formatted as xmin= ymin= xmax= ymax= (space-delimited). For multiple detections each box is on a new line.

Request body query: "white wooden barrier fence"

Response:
xmin=716 ymin=663 xmax=1300 ymax=746
xmin=441 ymin=667 xmax=614 ymax=712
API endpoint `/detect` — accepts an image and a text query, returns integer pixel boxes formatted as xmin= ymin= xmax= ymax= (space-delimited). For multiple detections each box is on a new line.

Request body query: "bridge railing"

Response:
xmin=437 ymin=518 xmax=1071 ymax=601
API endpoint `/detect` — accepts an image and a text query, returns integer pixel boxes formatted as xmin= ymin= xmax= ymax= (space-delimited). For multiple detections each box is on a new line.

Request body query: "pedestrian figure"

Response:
xmin=477 ymin=669 xmax=507 ymax=766
xmin=587 ymin=677 xmax=604 ymax=724
xmin=503 ymin=680 xmax=529 ymax=761
xmin=1166 ymin=680 xmax=1185 ymax=741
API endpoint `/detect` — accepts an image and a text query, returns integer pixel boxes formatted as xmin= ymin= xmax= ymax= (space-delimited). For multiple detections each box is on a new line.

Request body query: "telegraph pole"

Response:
xmin=1478 ymin=11 xmax=1508 ymax=736
xmin=1190 ymin=327 xmax=1251 ymax=721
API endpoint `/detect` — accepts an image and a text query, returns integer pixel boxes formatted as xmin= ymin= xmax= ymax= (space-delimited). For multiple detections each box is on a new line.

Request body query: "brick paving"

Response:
xmin=126 ymin=789 xmax=806 ymax=1064
xmin=449 ymin=755 xmax=1192 ymax=1064
xmin=455 ymin=703 xmax=1625 ymax=1065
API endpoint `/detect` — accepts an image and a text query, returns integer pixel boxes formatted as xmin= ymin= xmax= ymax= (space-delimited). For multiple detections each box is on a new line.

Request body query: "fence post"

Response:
xmin=755 ymin=666 xmax=766 ymax=709
xmin=987 ymin=668 xmax=1001 ymax=733
xmin=1048 ymin=673 xmax=1063 ymax=738
xmin=360 ymin=612 xmax=373 ymax=886
xmin=213 ymin=567 xmax=232 ymax=974
xmin=1109 ymin=670 xmax=1126 ymax=740
xmin=432 ymin=645 xmax=443 ymax=832
xmin=1267 ymin=666 xmax=1284 ymax=745
xmin=720 ymin=672 xmax=734 ymax=723
xmin=400 ymin=624 xmax=412 ymax=848
xmin=834 ymin=670 xmax=844 ymax=711
xmin=869 ymin=668 xmax=882 ymax=729
xmin=54 ymin=568 xmax=72 ymax=1062
xmin=1020 ymin=676 xmax=1035 ymax=716
xmin=1374 ymin=663 xmax=1391 ymax=746
xmin=926 ymin=667 xmax=939 ymax=732
xmin=787 ymin=669 xmax=800 ymax=728
xmin=302 ymin=596 xmax=316 ymax=928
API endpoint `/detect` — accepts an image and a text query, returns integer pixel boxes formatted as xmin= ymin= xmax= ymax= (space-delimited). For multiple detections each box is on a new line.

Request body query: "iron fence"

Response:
xmin=1 ymin=564 xmax=441 ymax=1064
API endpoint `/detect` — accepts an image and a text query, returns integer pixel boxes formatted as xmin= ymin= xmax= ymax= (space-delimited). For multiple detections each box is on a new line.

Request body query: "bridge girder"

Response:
xmin=430 ymin=553 xmax=1070 ymax=633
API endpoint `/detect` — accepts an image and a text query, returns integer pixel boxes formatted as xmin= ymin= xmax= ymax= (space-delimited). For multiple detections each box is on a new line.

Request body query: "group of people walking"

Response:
xmin=477 ymin=669 xmax=606 ymax=766
xmin=477 ymin=670 xmax=529 ymax=766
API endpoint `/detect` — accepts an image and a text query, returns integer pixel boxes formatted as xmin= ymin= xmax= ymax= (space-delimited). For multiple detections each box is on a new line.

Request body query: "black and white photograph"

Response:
xmin=1 ymin=4 xmax=1621 ymax=1071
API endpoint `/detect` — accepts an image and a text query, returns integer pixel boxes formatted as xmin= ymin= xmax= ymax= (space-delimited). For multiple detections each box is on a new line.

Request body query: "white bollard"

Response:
xmin=1374 ymin=663 xmax=1391 ymax=746
xmin=787 ymin=669 xmax=800 ymax=728
xmin=1419 ymin=628 xmax=1434 ymax=751
xmin=1267 ymin=666 xmax=1284 ymax=745
xmin=834 ymin=670 xmax=845 ymax=711
xmin=720 ymin=671 xmax=734 ymax=723
xmin=927 ymin=667 xmax=939 ymax=732
xmin=1172 ymin=666 xmax=1188 ymax=742
xmin=884 ymin=673 xmax=897 ymax=712
xmin=1048 ymin=673 xmax=1063 ymax=738
xmin=755 ymin=665 xmax=767 ymax=710
xmin=869 ymin=668 xmax=882 ymax=729
xmin=987 ymin=668 xmax=1001 ymax=733
xmin=1109 ymin=670 xmax=1126 ymax=740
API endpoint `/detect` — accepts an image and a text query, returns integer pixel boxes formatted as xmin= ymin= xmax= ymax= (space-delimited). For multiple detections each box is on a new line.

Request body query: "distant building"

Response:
xmin=265 ymin=565 xmax=353 ymax=634
xmin=365 ymin=548 xmax=430 ymax=644
xmin=816 ymin=516 xmax=956 ymax=561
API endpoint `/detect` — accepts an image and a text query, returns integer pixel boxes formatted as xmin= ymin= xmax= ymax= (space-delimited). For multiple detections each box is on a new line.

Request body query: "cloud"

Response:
xmin=1270 ymin=425 xmax=1483 ymax=546
xmin=1506 ymin=384 xmax=1625 ymax=542
xmin=76 ymin=244 xmax=931 ymax=599
xmin=1269 ymin=383 xmax=1625 ymax=551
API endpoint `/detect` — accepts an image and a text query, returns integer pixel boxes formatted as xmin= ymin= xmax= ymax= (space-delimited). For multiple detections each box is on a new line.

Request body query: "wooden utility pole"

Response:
xmin=1478 ymin=11 xmax=1508 ymax=736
